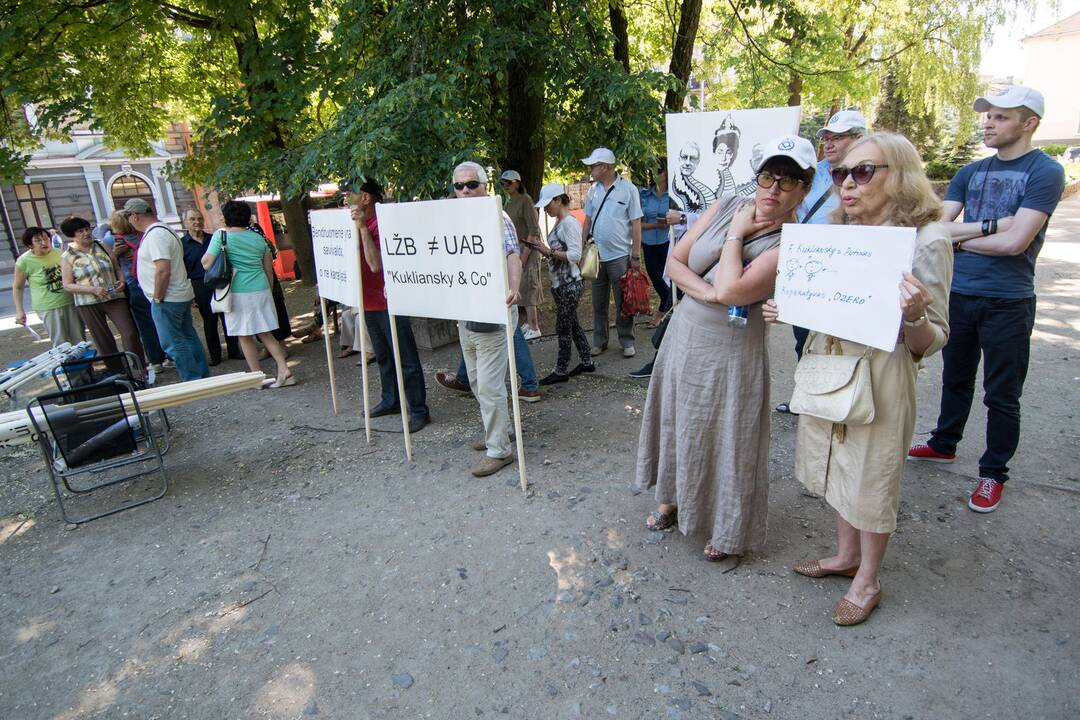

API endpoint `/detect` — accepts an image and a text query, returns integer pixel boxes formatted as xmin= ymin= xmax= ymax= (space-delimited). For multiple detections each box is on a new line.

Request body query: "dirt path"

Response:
xmin=1 ymin=198 xmax=1077 ymax=719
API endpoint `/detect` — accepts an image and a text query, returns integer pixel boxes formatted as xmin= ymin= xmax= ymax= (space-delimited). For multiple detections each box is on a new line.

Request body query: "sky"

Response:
xmin=981 ymin=1 xmax=1080 ymax=79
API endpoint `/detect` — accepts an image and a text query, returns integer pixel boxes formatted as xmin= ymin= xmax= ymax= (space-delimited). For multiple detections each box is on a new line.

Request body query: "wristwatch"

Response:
xmin=903 ymin=314 xmax=928 ymax=327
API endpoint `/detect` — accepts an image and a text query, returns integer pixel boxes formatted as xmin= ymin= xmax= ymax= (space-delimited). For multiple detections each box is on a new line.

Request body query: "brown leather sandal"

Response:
xmin=832 ymin=591 xmax=882 ymax=626
xmin=793 ymin=560 xmax=860 ymax=579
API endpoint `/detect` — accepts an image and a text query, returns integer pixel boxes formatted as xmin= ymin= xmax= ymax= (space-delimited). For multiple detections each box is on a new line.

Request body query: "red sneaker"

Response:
xmin=907 ymin=443 xmax=956 ymax=463
xmin=968 ymin=478 xmax=1004 ymax=513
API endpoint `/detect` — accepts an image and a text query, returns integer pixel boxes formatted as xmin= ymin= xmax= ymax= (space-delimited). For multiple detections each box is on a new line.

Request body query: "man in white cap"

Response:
xmin=775 ymin=109 xmax=869 ymax=414
xmin=908 ymin=85 xmax=1065 ymax=514
xmin=581 ymin=147 xmax=644 ymax=358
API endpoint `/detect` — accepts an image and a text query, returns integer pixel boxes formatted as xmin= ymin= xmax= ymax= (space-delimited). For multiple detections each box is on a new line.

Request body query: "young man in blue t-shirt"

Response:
xmin=908 ymin=85 xmax=1065 ymax=513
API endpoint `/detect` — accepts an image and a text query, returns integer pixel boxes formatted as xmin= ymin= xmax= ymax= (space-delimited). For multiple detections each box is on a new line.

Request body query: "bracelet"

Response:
xmin=725 ymin=235 xmax=741 ymax=244
xmin=981 ymin=219 xmax=991 ymax=236
xmin=990 ymin=218 xmax=998 ymax=235
xmin=903 ymin=314 xmax=928 ymax=327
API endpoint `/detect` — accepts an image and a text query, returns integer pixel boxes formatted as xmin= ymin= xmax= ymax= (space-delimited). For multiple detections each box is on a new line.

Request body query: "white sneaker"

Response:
xmin=622 ymin=346 xmax=636 ymax=358
xmin=161 ymin=359 xmax=176 ymax=369
xmin=522 ymin=327 xmax=542 ymax=341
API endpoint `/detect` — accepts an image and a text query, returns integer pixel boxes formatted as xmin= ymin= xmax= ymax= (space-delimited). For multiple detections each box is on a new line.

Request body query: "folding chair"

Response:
xmin=28 ymin=378 xmax=168 ymax=525
xmin=52 ymin=351 xmax=170 ymax=453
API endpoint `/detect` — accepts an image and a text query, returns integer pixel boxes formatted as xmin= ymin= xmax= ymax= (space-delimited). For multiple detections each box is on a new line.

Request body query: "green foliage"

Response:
xmin=924 ymin=159 xmax=964 ymax=181
xmin=1040 ymin=143 xmax=1067 ymax=157
xmin=875 ymin=67 xmax=946 ymax=160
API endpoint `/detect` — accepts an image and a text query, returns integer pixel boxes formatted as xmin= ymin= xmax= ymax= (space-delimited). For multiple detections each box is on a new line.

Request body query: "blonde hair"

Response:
xmin=108 ymin=210 xmax=134 ymax=235
xmin=828 ymin=132 xmax=942 ymax=228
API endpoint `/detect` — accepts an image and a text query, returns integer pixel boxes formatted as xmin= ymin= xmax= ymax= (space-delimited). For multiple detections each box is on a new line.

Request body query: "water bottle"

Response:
xmin=727 ymin=258 xmax=750 ymax=328
xmin=727 ymin=304 xmax=748 ymax=328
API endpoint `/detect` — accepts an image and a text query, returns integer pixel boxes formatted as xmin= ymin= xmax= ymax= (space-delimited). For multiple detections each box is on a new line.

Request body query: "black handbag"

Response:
xmin=203 ymin=230 xmax=231 ymax=290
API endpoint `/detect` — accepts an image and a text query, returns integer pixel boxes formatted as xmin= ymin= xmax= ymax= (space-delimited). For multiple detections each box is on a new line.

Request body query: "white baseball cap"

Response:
xmin=500 ymin=170 xmax=522 ymax=182
xmin=755 ymin=135 xmax=817 ymax=172
xmin=534 ymin=182 xmax=567 ymax=209
xmin=973 ymin=85 xmax=1045 ymax=118
xmin=581 ymin=147 xmax=617 ymax=165
xmin=816 ymin=109 xmax=868 ymax=139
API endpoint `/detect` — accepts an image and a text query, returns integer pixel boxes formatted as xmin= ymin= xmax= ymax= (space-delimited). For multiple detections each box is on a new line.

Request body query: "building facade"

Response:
xmin=1 ymin=123 xmax=196 ymax=261
xmin=1024 ymin=12 xmax=1080 ymax=146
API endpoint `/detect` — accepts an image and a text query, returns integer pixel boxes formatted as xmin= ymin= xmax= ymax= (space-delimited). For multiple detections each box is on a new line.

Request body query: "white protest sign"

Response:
xmin=309 ymin=208 xmax=361 ymax=307
xmin=666 ymin=106 xmax=801 ymax=213
xmin=776 ymin=223 xmax=915 ymax=352
xmin=375 ymin=196 xmax=508 ymax=325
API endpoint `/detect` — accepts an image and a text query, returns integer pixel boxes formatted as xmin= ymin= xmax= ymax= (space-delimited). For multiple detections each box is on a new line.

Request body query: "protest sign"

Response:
xmin=376 ymin=195 xmax=527 ymax=490
xmin=309 ymin=208 xmax=371 ymax=430
xmin=310 ymin=209 xmax=362 ymax=307
xmin=776 ymin=223 xmax=916 ymax=352
xmin=665 ymin=106 xmax=801 ymax=213
xmin=375 ymin=196 xmax=509 ymax=325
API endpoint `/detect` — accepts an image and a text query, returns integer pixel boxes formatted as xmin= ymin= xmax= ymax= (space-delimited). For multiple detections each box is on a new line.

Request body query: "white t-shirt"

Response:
xmin=137 ymin=223 xmax=194 ymax=302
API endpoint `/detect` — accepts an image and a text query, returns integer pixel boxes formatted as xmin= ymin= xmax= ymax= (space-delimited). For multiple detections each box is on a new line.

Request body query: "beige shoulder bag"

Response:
xmin=789 ymin=336 xmax=875 ymax=426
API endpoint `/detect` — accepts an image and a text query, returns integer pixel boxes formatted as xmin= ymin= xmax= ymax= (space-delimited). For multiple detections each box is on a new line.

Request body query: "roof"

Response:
xmin=1025 ymin=10 xmax=1080 ymax=40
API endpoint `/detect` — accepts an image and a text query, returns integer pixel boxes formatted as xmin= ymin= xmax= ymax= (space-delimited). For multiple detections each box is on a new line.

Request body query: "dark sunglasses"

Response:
xmin=454 ymin=180 xmax=483 ymax=191
xmin=831 ymin=163 xmax=889 ymax=187
xmin=755 ymin=171 xmax=803 ymax=192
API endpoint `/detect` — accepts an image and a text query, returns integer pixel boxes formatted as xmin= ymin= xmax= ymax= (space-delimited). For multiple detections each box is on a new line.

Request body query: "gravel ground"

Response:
xmin=0 ymin=199 xmax=1077 ymax=720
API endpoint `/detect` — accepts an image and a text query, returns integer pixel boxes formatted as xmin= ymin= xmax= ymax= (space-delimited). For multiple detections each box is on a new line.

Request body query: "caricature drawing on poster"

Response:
xmin=666 ymin=106 xmax=802 ymax=213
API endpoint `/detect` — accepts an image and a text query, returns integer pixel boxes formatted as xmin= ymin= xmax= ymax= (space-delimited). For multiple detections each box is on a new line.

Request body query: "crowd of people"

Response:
xmin=12 ymin=197 xmax=296 ymax=387
xmin=10 ymin=84 xmax=1064 ymax=627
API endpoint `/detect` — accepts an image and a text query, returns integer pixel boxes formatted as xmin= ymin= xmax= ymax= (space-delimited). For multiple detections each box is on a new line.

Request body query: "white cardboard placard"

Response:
xmin=310 ymin=208 xmax=362 ymax=307
xmin=666 ymin=106 xmax=801 ymax=213
xmin=776 ymin=223 xmax=916 ymax=352
xmin=375 ymin=196 xmax=508 ymax=325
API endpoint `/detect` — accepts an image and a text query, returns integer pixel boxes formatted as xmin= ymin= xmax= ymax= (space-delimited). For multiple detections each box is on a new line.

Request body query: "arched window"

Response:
xmin=110 ymin=175 xmax=156 ymax=213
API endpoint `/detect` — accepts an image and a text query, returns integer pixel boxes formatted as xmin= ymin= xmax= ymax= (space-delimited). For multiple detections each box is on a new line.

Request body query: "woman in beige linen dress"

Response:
xmin=636 ymin=136 xmax=817 ymax=562
xmin=764 ymin=132 xmax=953 ymax=626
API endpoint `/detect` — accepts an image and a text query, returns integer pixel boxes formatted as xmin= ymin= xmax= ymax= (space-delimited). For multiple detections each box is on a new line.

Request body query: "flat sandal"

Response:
xmin=833 ymin=590 xmax=882 ymax=626
xmin=793 ymin=560 xmax=860 ymax=579
xmin=645 ymin=508 xmax=677 ymax=531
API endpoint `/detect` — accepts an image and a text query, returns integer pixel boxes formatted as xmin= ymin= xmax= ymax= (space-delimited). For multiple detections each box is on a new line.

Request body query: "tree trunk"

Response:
xmin=664 ymin=0 xmax=703 ymax=112
xmin=498 ymin=0 xmax=550 ymax=198
xmin=786 ymin=71 xmax=803 ymax=107
xmin=281 ymin=194 xmax=315 ymax=285
xmin=609 ymin=0 xmax=631 ymax=73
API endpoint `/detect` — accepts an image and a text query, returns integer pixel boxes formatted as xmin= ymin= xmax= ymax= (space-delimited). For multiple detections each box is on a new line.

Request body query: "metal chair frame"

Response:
xmin=28 ymin=378 xmax=168 ymax=525
xmin=51 ymin=350 xmax=171 ymax=454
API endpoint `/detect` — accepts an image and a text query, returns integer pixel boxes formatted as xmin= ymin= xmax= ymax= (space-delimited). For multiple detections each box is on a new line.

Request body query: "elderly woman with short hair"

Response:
xmin=60 ymin=215 xmax=144 ymax=362
xmin=764 ymin=132 xmax=953 ymax=626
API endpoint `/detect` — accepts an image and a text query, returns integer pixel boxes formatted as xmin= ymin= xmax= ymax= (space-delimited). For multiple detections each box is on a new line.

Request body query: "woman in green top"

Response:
xmin=201 ymin=200 xmax=294 ymax=388
xmin=60 ymin=215 xmax=145 ymax=364
xmin=12 ymin=226 xmax=84 ymax=347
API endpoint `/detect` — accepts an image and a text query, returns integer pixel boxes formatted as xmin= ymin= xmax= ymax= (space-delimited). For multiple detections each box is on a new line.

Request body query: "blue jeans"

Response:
xmin=126 ymin=281 xmax=165 ymax=365
xmin=455 ymin=324 xmax=538 ymax=391
xmin=150 ymin=300 xmax=209 ymax=381
xmin=365 ymin=311 xmax=429 ymax=419
xmin=928 ymin=293 xmax=1036 ymax=483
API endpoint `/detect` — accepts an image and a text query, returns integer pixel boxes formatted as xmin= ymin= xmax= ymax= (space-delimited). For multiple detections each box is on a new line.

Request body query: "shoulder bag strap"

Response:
xmin=587 ymin=183 xmax=618 ymax=239
xmin=801 ymin=190 xmax=831 ymax=224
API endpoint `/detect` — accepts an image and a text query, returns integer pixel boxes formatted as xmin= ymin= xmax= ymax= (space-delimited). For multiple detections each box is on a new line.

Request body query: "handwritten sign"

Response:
xmin=776 ymin=223 xmax=915 ymax=351
xmin=375 ymin=196 xmax=508 ymax=325
xmin=309 ymin=209 xmax=361 ymax=307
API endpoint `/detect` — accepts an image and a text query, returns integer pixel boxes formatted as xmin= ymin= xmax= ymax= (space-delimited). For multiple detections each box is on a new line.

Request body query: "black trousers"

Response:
xmin=364 ymin=310 xmax=429 ymax=419
xmin=642 ymin=242 xmax=672 ymax=313
xmin=928 ymin=293 xmax=1036 ymax=483
xmin=192 ymin=281 xmax=240 ymax=362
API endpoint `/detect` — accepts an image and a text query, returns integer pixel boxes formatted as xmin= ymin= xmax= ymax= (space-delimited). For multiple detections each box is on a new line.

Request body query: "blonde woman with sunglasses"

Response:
xmin=764 ymin=132 xmax=953 ymax=626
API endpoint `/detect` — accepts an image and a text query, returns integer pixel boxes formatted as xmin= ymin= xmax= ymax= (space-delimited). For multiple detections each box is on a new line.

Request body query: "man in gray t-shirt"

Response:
xmin=581 ymin=147 xmax=644 ymax=357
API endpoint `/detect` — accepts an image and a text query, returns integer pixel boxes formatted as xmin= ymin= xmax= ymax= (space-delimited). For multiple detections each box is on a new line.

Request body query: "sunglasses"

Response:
xmin=454 ymin=180 xmax=482 ymax=191
xmin=831 ymin=163 xmax=889 ymax=187
xmin=755 ymin=172 xmax=804 ymax=192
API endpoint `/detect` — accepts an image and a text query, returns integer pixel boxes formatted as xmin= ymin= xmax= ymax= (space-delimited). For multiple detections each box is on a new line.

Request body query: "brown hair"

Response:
xmin=828 ymin=132 xmax=942 ymax=228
